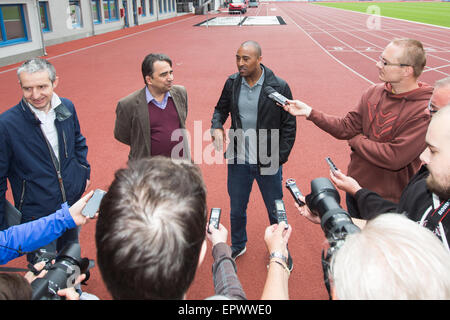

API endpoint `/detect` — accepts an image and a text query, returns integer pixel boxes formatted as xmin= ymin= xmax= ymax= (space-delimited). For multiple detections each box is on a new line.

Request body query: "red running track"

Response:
xmin=0 ymin=2 xmax=448 ymax=300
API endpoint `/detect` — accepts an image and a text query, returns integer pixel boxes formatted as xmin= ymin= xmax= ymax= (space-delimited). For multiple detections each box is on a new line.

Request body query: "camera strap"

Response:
xmin=0 ymin=245 xmax=30 ymax=272
xmin=0 ymin=266 xmax=29 ymax=272
xmin=425 ymin=196 xmax=450 ymax=234
xmin=321 ymin=249 xmax=333 ymax=300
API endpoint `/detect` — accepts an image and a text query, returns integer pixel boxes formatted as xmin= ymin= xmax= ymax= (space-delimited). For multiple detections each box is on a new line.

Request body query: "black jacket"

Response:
xmin=355 ymin=165 xmax=449 ymax=247
xmin=355 ymin=165 xmax=431 ymax=220
xmin=211 ymin=64 xmax=296 ymax=168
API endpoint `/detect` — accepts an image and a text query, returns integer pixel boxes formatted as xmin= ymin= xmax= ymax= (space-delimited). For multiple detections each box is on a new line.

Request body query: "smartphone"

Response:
xmin=268 ymin=91 xmax=288 ymax=106
xmin=285 ymin=178 xmax=305 ymax=206
xmin=325 ymin=157 xmax=338 ymax=173
xmin=82 ymin=189 xmax=106 ymax=218
xmin=208 ymin=208 xmax=221 ymax=233
xmin=274 ymin=199 xmax=288 ymax=229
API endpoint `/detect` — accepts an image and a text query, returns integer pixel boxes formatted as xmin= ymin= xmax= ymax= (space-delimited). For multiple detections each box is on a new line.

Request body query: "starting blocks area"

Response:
xmin=195 ymin=16 xmax=286 ymax=27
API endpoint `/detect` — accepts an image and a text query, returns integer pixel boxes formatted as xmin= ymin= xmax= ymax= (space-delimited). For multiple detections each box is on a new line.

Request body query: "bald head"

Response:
xmin=430 ymin=77 xmax=450 ymax=113
xmin=431 ymin=105 xmax=450 ymax=139
xmin=240 ymin=40 xmax=262 ymax=58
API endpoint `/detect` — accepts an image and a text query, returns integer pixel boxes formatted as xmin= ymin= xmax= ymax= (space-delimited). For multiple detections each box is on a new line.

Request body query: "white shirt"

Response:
xmin=28 ymin=93 xmax=61 ymax=161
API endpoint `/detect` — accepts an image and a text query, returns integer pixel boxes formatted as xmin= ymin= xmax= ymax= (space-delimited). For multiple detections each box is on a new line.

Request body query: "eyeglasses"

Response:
xmin=378 ymin=56 xmax=411 ymax=67
xmin=428 ymin=100 xmax=439 ymax=114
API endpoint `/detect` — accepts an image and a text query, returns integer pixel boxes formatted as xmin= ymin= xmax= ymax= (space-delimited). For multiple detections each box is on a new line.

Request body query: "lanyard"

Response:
xmin=427 ymin=197 xmax=450 ymax=232
xmin=421 ymin=194 xmax=450 ymax=251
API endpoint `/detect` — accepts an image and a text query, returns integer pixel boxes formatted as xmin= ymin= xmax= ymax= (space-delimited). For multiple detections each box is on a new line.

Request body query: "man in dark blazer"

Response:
xmin=114 ymin=53 xmax=190 ymax=161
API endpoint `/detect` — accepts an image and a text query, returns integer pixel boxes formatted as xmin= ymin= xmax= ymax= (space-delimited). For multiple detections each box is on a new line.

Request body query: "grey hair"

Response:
xmin=17 ymin=58 xmax=56 ymax=83
xmin=435 ymin=76 xmax=450 ymax=90
xmin=331 ymin=213 xmax=450 ymax=299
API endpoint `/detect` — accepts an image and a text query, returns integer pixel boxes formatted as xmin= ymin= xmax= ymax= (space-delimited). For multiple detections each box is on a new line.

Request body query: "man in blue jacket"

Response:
xmin=0 ymin=58 xmax=90 ymax=261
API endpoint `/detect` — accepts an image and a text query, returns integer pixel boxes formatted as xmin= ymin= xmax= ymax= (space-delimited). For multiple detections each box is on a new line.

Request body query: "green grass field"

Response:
xmin=314 ymin=2 xmax=450 ymax=28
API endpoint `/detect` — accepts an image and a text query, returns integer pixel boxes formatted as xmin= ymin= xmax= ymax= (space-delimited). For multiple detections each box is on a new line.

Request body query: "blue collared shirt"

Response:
xmin=145 ymin=87 xmax=171 ymax=110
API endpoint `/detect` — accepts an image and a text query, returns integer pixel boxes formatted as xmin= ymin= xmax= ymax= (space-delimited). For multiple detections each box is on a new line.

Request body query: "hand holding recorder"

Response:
xmin=329 ymin=169 xmax=362 ymax=197
xmin=282 ymin=99 xmax=312 ymax=118
xmin=206 ymin=208 xmax=228 ymax=246
xmin=264 ymin=221 xmax=291 ymax=258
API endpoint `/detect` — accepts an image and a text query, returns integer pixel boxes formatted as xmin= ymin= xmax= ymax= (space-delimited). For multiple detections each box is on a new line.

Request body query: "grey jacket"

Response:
xmin=114 ymin=85 xmax=190 ymax=161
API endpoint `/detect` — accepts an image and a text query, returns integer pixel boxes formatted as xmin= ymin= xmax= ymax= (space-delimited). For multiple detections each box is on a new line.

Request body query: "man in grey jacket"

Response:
xmin=114 ymin=53 xmax=190 ymax=161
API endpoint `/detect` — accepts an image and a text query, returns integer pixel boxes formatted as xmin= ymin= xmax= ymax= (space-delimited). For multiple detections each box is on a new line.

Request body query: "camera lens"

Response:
xmin=306 ymin=177 xmax=341 ymax=217
xmin=305 ymin=178 xmax=360 ymax=240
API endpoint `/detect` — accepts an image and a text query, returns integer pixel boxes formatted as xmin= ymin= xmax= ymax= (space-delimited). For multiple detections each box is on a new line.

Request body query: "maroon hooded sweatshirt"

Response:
xmin=308 ymin=82 xmax=433 ymax=203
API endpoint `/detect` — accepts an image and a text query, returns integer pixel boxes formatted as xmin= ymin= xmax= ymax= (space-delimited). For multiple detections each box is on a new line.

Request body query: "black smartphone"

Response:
xmin=82 ymin=189 xmax=106 ymax=218
xmin=208 ymin=208 xmax=221 ymax=233
xmin=274 ymin=199 xmax=288 ymax=229
xmin=325 ymin=157 xmax=338 ymax=173
xmin=285 ymin=178 xmax=305 ymax=206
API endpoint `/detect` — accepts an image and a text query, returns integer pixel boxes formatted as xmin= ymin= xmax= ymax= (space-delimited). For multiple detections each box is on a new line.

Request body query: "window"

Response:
xmin=159 ymin=0 xmax=162 ymax=14
xmin=0 ymin=4 xmax=28 ymax=46
xmin=39 ymin=1 xmax=51 ymax=32
xmin=172 ymin=0 xmax=176 ymax=12
xmin=103 ymin=0 xmax=119 ymax=22
xmin=140 ymin=0 xmax=146 ymax=16
xmin=69 ymin=0 xmax=83 ymax=28
xmin=149 ymin=0 xmax=154 ymax=15
xmin=91 ymin=0 xmax=101 ymax=24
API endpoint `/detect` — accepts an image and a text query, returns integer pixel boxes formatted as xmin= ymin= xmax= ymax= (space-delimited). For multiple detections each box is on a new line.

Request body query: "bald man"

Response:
xmin=210 ymin=40 xmax=296 ymax=263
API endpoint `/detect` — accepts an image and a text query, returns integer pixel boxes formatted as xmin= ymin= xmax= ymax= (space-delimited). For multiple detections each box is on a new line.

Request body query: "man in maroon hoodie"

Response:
xmin=283 ymin=38 xmax=433 ymax=218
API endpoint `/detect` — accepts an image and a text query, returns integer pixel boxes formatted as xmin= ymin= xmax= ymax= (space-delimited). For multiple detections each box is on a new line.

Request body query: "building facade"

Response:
xmin=0 ymin=0 xmax=179 ymax=66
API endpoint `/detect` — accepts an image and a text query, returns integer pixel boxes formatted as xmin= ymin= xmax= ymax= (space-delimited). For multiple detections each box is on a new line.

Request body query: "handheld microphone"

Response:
xmin=264 ymin=86 xmax=288 ymax=106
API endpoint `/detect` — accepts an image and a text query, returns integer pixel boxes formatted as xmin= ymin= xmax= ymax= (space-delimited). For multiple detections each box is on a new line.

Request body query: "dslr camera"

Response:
xmin=305 ymin=177 xmax=360 ymax=296
xmin=29 ymin=242 xmax=94 ymax=300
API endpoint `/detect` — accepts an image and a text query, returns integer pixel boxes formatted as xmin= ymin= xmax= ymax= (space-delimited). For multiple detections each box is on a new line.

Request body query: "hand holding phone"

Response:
xmin=208 ymin=208 xmax=221 ymax=234
xmin=325 ymin=157 xmax=338 ymax=173
xmin=274 ymin=199 xmax=288 ymax=230
xmin=82 ymin=189 xmax=106 ymax=218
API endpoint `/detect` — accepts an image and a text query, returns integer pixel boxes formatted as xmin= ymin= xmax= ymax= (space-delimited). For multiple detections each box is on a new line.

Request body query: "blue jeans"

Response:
xmin=227 ymin=163 xmax=283 ymax=250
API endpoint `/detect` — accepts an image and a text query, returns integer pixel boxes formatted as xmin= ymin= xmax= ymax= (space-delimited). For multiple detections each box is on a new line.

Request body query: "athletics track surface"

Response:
xmin=0 ymin=2 xmax=448 ymax=300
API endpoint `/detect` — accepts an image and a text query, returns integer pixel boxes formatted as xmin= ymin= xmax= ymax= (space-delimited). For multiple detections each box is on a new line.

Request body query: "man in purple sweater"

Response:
xmin=114 ymin=53 xmax=190 ymax=161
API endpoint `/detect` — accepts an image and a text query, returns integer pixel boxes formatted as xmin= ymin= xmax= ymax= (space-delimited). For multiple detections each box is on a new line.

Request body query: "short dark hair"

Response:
xmin=0 ymin=273 xmax=32 ymax=300
xmin=96 ymin=157 xmax=207 ymax=299
xmin=141 ymin=53 xmax=172 ymax=85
